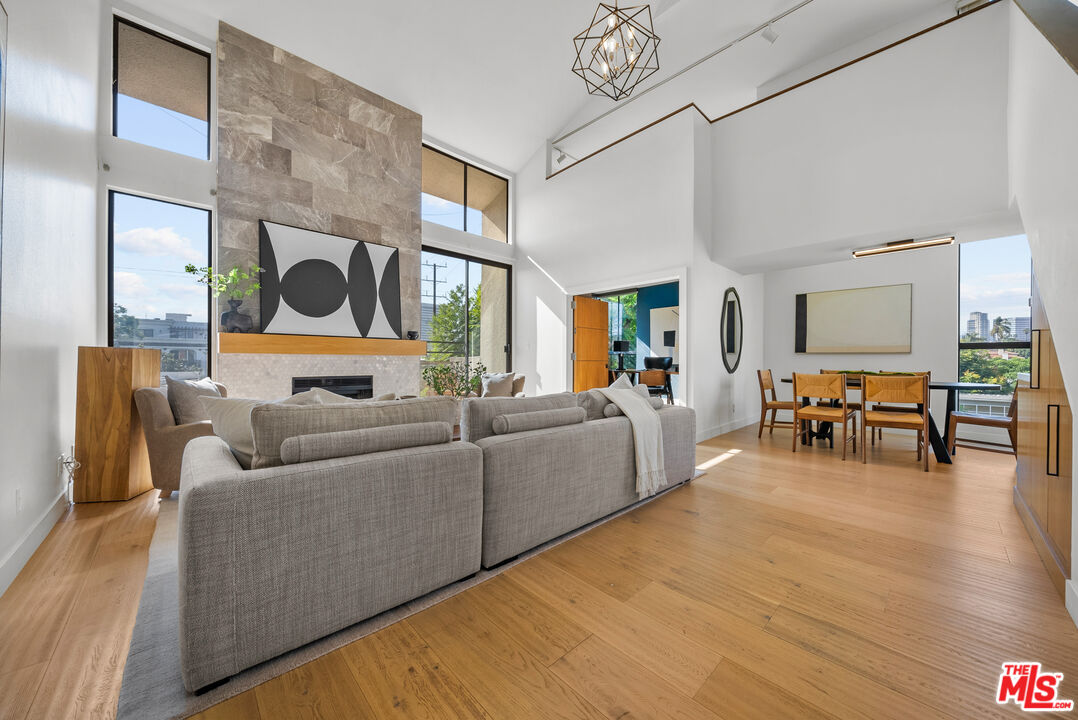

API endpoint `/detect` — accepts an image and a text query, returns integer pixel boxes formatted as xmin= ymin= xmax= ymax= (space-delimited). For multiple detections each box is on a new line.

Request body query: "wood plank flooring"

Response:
xmin=2 ymin=425 xmax=1077 ymax=719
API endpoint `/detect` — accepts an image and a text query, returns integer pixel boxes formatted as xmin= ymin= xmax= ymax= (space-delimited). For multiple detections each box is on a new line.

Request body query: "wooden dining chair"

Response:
xmin=868 ymin=371 xmax=931 ymax=445
xmin=638 ymin=369 xmax=672 ymax=404
xmin=861 ymin=373 xmax=931 ymax=471
xmin=792 ymin=373 xmax=858 ymax=460
xmin=757 ymin=369 xmax=796 ymax=438
xmin=947 ymin=386 xmax=1017 ymax=455
xmin=818 ymin=370 xmax=862 ymax=411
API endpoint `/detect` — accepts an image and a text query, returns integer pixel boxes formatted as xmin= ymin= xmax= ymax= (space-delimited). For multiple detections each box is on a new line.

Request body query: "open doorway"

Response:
xmin=572 ymin=280 xmax=680 ymax=398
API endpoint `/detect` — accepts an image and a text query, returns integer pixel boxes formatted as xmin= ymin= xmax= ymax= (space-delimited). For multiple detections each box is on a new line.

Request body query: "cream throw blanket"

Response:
xmin=597 ymin=387 xmax=666 ymax=498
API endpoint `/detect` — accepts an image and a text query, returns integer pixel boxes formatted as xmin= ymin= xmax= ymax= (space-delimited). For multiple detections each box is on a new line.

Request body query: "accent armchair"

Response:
xmin=133 ymin=383 xmax=226 ymax=498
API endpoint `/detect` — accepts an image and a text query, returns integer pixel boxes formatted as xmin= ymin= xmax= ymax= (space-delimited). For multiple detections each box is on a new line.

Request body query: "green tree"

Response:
xmin=428 ymin=283 xmax=481 ymax=360
xmin=959 ymin=348 xmax=1030 ymax=395
xmin=607 ymin=293 xmax=638 ymax=370
xmin=990 ymin=316 xmax=1012 ymax=342
xmin=113 ymin=303 xmax=143 ymax=345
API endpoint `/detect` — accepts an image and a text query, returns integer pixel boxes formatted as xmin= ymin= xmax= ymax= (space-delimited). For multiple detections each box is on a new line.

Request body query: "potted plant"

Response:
xmin=422 ymin=358 xmax=486 ymax=426
xmin=185 ymin=264 xmax=263 ymax=333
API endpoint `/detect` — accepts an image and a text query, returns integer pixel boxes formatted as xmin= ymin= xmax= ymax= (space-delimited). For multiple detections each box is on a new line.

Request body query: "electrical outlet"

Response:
xmin=15 ymin=487 xmax=22 ymax=515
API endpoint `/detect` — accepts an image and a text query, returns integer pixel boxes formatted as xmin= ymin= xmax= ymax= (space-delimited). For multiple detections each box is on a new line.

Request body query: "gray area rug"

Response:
xmin=118 ymin=471 xmax=704 ymax=719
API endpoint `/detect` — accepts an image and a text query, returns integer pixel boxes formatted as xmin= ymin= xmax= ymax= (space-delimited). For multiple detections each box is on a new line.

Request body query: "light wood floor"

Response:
xmin=3 ymin=426 xmax=1077 ymax=719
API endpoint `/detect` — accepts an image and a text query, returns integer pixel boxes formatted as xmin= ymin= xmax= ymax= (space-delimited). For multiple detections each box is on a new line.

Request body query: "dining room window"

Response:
xmin=957 ymin=235 xmax=1032 ymax=414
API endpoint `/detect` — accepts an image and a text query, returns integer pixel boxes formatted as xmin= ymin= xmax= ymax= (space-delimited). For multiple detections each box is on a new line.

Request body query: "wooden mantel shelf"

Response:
xmin=218 ymin=333 xmax=428 ymax=356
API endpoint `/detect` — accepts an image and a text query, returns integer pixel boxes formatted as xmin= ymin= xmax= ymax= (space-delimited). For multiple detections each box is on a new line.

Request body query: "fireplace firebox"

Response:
xmin=292 ymin=375 xmax=373 ymax=400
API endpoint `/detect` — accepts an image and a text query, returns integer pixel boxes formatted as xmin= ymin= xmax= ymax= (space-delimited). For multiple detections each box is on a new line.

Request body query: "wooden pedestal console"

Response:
xmin=73 ymin=347 xmax=161 ymax=502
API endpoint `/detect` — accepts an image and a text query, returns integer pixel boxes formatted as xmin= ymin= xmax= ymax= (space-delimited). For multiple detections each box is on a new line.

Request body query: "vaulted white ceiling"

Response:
xmin=136 ymin=0 xmax=957 ymax=172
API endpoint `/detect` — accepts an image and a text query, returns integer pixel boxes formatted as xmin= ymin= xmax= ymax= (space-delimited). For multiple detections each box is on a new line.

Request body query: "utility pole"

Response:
xmin=421 ymin=260 xmax=448 ymax=314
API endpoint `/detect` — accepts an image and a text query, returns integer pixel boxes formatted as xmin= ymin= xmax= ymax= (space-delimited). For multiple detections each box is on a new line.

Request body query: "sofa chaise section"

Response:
xmin=470 ymin=399 xmax=696 ymax=568
xmin=177 ymin=435 xmax=483 ymax=692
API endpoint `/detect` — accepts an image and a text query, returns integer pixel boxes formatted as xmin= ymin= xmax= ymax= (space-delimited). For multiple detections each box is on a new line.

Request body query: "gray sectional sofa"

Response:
xmin=177 ymin=392 xmax=695 ymax=692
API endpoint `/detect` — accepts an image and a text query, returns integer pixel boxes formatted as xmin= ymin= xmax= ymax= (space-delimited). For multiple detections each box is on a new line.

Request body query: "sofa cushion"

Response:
xmin=280 ymin=421 xmax=452 ymax=465
xmin=511 ymin=375 xmax=526 ymax=396
xmin=481 ymin=372 xmax=515 ymax=397
xmin=250 ymin=396 xmax=458 ymax=469
xmin=492 ymin=407 xmax=586 ymax=435
xmin=167 ymin=376 xmax=222 ymax=425
xmin=461 ymin=392 xmax=578 ymax=443
xmin=200 ymin=391 xmax=324 ymax=468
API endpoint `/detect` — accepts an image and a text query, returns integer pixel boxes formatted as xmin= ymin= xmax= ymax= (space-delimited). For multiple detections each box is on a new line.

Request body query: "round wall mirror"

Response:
xmin=720 ymin=287 xmax=743 ymax=373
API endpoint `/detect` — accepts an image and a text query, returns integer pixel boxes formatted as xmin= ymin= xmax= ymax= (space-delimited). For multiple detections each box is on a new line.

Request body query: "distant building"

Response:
xmin=966 ymin=311 xmax=989 ymax=340
xmin=1009 ymin=316 xmax=1032 ymax=342
xmin=134 ymin=313 xmax=208 ymax=369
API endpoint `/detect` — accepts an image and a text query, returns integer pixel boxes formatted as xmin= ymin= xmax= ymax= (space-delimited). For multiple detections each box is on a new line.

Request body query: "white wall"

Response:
xmin=1006 ymin=1 xmax=1078 ymax=623
xmin=514 ymin=110 xmax=764 ymax=440
xmin=0 ymin=0 xmax=102 ymax=595
xmin=711 ymin=2 xmax=1017 ymax=274
xmin=762 ymin=245 xmax=959 ymax=415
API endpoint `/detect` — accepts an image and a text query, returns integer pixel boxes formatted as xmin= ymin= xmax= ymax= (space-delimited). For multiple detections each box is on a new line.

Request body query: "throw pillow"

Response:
xmin=308 ymin=387 xmax=398 ymax=403
xmin=280 ymin=421 xmax=452 ymax=465
xmin=481 ymin=372 xmax=515 ymax=398
xmin=166 ymin=376 xmax=221 ymax=425
xmin=491 ymin=407 xmax=586 ymax=435
xmin=199 ymin=391 xmax=324 ymax=468
xmin=511 ymin=375 xmax=526 ymax=396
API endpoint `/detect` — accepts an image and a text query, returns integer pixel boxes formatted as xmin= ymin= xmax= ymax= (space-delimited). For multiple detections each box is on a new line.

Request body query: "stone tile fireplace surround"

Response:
xmin=216 ymin=352 xmax=421 ymax=401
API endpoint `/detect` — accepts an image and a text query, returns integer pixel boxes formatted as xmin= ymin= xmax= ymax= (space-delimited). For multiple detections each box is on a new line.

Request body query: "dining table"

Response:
xmin=780 ymin=376 xmax=1001 ymax=464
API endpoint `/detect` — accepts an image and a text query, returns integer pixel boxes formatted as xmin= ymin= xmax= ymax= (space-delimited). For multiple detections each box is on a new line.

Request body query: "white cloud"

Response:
xmin=114 ymin=271 xmax=151 ymax=299
xmin=115 ymin=226 xmax=205 ymax=264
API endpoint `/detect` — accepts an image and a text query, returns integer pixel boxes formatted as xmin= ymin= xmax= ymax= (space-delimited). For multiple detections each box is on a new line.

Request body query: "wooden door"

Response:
xmin=573 ymin=295 xmax=609 ymax=392
xmin=1045 ymin=329 xmax=1072 ymax=569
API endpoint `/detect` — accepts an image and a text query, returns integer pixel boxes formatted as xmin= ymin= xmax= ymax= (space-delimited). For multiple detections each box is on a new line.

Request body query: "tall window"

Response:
xmin=109 ymin=191 xmax=211 ymax=382
xmin=598 ymin=292 xmax=637 ymax=372
xmin=420 ymin=248 xmax=511 ymax=373
xmin=113 ymin=17 xmax=210 ymax=159
xmin=421 ymin=146 xmax=509 ymax=242
xmin=958 ymin=235 xmax=1032 ymax=413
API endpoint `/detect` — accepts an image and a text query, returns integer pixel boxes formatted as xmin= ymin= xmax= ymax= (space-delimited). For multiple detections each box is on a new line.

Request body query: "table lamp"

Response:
xmin=612 ymin=340 xmax=631 ymax=373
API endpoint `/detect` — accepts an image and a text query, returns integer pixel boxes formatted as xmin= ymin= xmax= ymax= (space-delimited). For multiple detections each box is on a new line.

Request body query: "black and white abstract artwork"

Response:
xmin=259 ymin=220 xmax=402 ymax=338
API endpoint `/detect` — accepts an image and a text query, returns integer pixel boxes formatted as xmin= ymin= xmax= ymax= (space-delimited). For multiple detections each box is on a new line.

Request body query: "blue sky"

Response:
xmin=116 ymin=94 xmax=208 ymax=159
xmin=113 ymin=192 xmax=209 ymax=323
xmin=112 ymin=94 xmax=210 ymax=323
xmin=958 ymin=234 xmax=1031 ymax=325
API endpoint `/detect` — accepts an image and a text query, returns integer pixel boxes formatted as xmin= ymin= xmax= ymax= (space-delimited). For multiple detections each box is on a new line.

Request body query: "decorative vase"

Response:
xmin=220 ymin=298 xmax=255 ymax=333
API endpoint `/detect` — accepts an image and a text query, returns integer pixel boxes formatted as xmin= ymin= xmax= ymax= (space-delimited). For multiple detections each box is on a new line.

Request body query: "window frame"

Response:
xmin=107 ymin=189 xmax=214 ymax=376
xmin=111 ymin=15 xmax=213 ymax=160
xmin=420 ymin=245 xmax=513 ymax=372
xmin=956 ymin=242 xmax=1032 ymax=387
xmin=421 ymin=144 xmax=510 ymax=242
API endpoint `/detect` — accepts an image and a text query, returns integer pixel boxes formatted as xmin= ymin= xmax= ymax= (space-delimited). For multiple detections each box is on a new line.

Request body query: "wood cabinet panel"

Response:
xmin=1014 ymin=284 xmax=1072 ymax=598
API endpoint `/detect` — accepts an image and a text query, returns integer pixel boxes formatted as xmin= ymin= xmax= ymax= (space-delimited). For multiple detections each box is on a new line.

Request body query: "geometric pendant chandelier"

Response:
xmin=572 ymin=2 xmax=660 ymax=101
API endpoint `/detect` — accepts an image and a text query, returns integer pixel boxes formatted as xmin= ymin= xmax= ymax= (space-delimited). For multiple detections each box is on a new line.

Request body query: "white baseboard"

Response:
xmin=0 ymin=491 xmax=68 ymax=598
xmin=1066 ymin=579 xmax=1078 ymax=630
xmin=697 ymin=416 xmax=757 ymax=443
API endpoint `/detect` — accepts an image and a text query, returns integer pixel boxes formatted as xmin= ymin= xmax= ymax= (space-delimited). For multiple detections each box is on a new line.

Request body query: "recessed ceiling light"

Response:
xmin=852 ymin=236 xmax=955 ymax=258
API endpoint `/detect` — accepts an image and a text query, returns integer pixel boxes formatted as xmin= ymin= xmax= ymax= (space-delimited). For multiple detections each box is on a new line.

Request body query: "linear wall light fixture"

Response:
xmin=852 ymin=235 xmax=955 ymax=258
